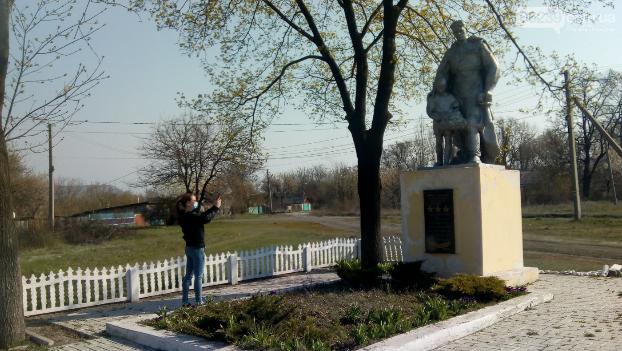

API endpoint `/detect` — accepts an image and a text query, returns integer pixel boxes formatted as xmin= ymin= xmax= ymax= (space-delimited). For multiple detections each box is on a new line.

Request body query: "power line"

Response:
xmin=48 ymin=131 xmax=422 ymax=161
xmin=267 ymin=131 xmax=427 ymax=159
xmin=267 ymin=130 xmax=419 ymax=158
xmin=105 ymin=169 xmax=141 ymax=184
xmin=69 ymin=119 xmax=349 ymax=127
xmin=41 ymin=127 xmax=344 ymax=135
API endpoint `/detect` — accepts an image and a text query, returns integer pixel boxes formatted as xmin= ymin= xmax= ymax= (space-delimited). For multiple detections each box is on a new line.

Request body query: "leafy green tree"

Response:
xmin=120 ymin=0 xmax=526 ymax=268
xmin=107 ymin=0 xmax=610 ymax=266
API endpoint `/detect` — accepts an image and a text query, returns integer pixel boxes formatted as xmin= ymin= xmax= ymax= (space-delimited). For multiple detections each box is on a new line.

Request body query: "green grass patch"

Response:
xmin=145 ymin=281 xmax=521 ymax=351
xmin=523 ymin=201 xmax=622 ymax=217
xmin=524 ymin=252 xmax=606 ymax=271
xmin=19 ymin=216 xmax=354 ymax=276
xmin=523 ymin=217 xmax=622 ymax=242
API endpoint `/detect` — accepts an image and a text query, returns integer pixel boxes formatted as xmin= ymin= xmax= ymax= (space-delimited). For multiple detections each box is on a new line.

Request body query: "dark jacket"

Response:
xmin=178 ymin=206 xmax=219 ymax=248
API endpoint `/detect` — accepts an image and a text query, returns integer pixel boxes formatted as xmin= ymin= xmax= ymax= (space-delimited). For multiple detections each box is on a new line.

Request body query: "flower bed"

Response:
xmin=145 ymin=261 xmax=527 ymax=351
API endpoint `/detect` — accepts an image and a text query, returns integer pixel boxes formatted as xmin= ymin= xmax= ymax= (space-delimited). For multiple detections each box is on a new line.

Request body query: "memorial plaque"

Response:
xmin=424 ymin=189 xmax=455 ymax=254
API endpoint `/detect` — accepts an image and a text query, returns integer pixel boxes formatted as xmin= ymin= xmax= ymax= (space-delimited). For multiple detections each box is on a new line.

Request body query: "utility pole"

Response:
xmin=563 ymin=71 xmax=582 ymax=220
xmin=48 ymin=123 xmax=55 ymax=230
xmin=266 ymin=169 xmax=273 ymax=213
xmin=605 ymin=146 xmax=618 ymax=205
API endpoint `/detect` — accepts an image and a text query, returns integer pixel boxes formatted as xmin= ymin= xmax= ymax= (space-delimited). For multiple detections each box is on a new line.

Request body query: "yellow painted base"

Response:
xmin=400 ymin=163 xmax=538 ymax=286
xmin=486 ymin=267 xmax=539 ymax=287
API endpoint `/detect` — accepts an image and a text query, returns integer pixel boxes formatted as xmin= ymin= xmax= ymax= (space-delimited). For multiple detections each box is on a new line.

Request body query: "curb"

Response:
xmin=107 ymin=315 xmax=239 ymax=351
xmin=108 ymin=291 xmax=552 ymax=351
xmin=360 ymin=292 xmax=554 ymax=351
xmin=50 ymin=322 xmax=95 ymax=339
xmin=25 ymin=329 xmax=55 ymax=346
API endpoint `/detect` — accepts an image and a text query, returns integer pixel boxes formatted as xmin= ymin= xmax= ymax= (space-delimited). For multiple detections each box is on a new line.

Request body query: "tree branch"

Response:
xmin=361 ymin=2 xmax=382 ymax=37
xmin=483 ymin=0 xmax=562 ymax=96
xmin=261 ymin=0 xmax=314 ymax=42
xmin=341 ymin=0 xmax=367 ymax=133
xmin=241 ymin=55 xmax=324 ymax=106
xmin=294 ymin=0 xmax=355 ymax=117
xmin=396 ymin=30 xmax=440 ymax=62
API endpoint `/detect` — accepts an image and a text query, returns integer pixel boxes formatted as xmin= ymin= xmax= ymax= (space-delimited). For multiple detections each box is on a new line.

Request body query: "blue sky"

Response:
xmin=17 ymin=1 xmax=622 ymax=191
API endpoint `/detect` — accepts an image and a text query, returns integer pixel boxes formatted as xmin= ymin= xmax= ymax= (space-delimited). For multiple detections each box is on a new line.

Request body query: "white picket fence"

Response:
xmin=22 ymin=236 xmax=403 ymax=316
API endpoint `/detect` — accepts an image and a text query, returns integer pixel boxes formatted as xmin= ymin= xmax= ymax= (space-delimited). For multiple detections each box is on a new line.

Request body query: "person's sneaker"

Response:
xmin=182 ymin=303 xmax=192 ymax=308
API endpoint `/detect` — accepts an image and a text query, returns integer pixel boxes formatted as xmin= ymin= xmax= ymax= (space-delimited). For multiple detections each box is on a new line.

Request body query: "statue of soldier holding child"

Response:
xmin=426 ymin=20 xmax=501 ymax=166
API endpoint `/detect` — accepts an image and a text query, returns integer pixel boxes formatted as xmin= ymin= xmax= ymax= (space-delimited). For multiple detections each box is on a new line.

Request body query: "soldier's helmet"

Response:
xmin=450 ymin=20 xmax=465 ymax=32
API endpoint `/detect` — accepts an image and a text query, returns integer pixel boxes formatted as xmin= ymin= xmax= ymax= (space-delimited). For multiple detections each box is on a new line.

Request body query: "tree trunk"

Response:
xmin=582 ymin=171 xmax=591 ymax=200
xmin=0 ymin=133 xmax=25 ymax=349
xmin=352 ymin=1 xmax=403 ymax=270
xmin=581 ymin=136 xmax=591 ymax=199
xmin=1 ymin=0 xmax=26 ymax=348
xmin=357 ymin=140 xmax=383 ymax=269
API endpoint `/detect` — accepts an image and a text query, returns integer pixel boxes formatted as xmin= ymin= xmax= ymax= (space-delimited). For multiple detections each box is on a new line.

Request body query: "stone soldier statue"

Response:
xmin=433 ymin=20 xmax=500 ymax=164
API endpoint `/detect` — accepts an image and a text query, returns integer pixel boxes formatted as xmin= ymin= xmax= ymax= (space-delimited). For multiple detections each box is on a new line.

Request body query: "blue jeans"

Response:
xmin=182 ymin=246 xmax=205 ymax=305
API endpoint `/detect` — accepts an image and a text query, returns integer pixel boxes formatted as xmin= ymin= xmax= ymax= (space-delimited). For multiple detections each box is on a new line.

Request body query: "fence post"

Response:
xmin=126 ymin=267 xmax=140 ymax=302
xmin=228 ymin=254 xmax=238 ymax=285
xmin=303 ymin=246 xmax=312 ymax=272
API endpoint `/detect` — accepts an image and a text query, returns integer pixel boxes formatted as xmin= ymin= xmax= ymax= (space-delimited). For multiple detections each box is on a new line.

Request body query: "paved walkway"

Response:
xmin=38 ymin=273 xmax=622 ymax=351
xmin=437 ymin=274 xmax=622 ymax=351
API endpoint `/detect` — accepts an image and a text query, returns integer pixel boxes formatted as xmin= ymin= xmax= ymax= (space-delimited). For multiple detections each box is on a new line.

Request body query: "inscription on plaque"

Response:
xmin=424 ymin=189 xmax=455 ymax=254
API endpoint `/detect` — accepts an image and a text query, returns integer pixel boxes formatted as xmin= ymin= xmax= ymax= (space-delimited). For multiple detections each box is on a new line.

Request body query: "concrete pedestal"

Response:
xmin=400 ymin=163 xmax=538 ymax=286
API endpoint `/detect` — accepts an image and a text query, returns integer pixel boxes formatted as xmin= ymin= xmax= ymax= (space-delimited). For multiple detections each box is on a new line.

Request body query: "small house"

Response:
xmin=285 ymin=197 xmax=312 ymax=213
xmin=70 ymin=202 xmax=168 ymax=226
xmin=247 ymin=205 xmax=270 ymax=215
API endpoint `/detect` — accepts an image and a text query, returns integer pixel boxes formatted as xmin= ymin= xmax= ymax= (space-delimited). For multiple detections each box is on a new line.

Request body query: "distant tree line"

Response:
xmin=9 ymin=152 xmax=139 ymax=219
xmin=260 ymin=83 xmax=622 ymax=211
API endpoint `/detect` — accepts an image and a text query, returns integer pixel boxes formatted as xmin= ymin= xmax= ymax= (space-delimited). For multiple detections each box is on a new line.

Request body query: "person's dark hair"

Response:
xmin=177 ymin=192 xmax=194 ymax=213
xmin=180 ymin=192 xmax=194 ymax=205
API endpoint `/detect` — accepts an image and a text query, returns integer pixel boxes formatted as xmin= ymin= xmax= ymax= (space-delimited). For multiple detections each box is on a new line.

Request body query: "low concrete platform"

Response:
xmin=107 ymin=316 xmax=238 ymax=351
xmin=487 ymin=266 xmax=540 ymax=287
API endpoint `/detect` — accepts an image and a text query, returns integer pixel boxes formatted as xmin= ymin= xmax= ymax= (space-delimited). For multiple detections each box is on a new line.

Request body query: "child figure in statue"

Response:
xmin=426 ymin=78 xmax=467 ymax=166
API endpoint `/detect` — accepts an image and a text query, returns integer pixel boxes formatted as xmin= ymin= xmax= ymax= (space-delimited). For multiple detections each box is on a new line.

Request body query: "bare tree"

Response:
xmin=53 ymin=180 xmax=138 ymax=216
xmin=525 ymin=129 xmax=571 ymax=203
xmin=495 ymin=118 xmax=538 ymax=170
xmin=571 ymin=68 xmax=622 ymax=199
xmin=9 ymin=151 xmax=47 ymax=218
xmin=139 ymin=114 xmax=263 ymax=202
xmin=0 ymin=1 xmax=24 ymax=345
xmin=266 ymin=164 xmax=358 ymax=212
xmin=0 ymin=1 xmax=106 ymax=345
xmin=3 ymin=0 xmax=107 ymax=151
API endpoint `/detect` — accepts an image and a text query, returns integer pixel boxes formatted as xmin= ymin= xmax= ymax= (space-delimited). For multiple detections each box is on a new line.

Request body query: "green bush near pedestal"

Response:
xmin=432 ymin=274 xmax=507 ymax=302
